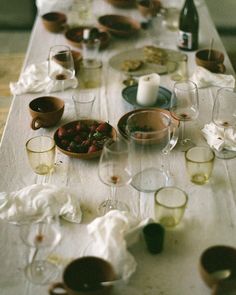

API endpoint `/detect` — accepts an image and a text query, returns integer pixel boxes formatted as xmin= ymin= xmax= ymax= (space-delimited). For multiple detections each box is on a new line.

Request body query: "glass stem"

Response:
xmin=181 ymin=120 xmax=185 ymax=143
xmin=61 ymin=80 xmax=65 ymax=92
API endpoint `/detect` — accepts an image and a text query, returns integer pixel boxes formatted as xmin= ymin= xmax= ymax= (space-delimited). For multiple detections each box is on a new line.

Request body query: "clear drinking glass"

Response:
xmin=20 ymin=215 xmax=61 ymax=285
xmin=48 ymin=45 xmax=75 ymax=92
xmin=98 ymin=138 xmax=131 ymax=215
xmin=170 ymin=80 xmax=199 ymax=151
xmin=126 ymin=110 xmax=171 ymax=192
xmin=26 ymin=135 xmax=56 ymax=175
xmin=212 ymin=87 xmax=236 ymax=159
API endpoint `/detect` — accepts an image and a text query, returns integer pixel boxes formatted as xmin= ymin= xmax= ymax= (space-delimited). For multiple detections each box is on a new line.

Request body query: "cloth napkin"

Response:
xmin=36 ymin=0 xmax=73 ymax=15
xmin=87 ymin=210 xmax=152 ymax=281
xmin=10 ymin=61 xmax=78 ymax=95
xmin=0 ymin=184 xmax=82 ymax=224
xmin=202 ymin=122 xmax=236 ymax=151
xmin=190 ymin=66 xmax=235 ymax=88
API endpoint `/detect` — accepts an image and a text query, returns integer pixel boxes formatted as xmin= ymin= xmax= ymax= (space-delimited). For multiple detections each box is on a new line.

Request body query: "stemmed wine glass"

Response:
xmin=48 ymin=45 xmax=75 ymax=92
xmin=170 ymin=80 xmax=199 ymax=151
xmin=98 ymin=137 xmax=131 ymax=216
xmin=212 ymin=87 xmax=236 ymax=159
xmin=20 ymin=215 xmax=61 ymax=285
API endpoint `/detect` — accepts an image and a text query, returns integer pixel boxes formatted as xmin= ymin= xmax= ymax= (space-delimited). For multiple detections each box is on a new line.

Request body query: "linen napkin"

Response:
xmin=87 ymin=210 xmax=152 ymax=281
xmin=190 ymin=66 xmax=235 ymax=88
xmin=36 ymin=0 xmax=73 ymax=15
xmin=10 ymin=61 xmax=78 ymax=95
xmin=0 ymin=184 xmax=82 ymax=224
xmin=202 ymin=122 xmax=236 ymax=151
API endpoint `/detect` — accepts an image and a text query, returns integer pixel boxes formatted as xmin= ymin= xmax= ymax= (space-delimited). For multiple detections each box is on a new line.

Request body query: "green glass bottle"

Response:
xmin=178 ymin=0 xmax=199 ymax=51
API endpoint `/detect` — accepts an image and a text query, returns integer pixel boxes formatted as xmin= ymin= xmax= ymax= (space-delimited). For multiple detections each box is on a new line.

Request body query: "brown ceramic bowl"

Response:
xmin=199 ymin=245 xmax=236 ymax=290
xmin=49 ymin=256 xmax=116 ymax=295
xmin=41 ymin=12 xmax=67 ymax=33
xmin=137 ymin=0 xmax=162 ymax=17
xmin=29 ymin=96 xmax=64 ymax=130
xmin=105 ymin=0 xmax=136 ymax=8
xmin=65 ymin=27 xmax=110 ymax=50
xmin=98 ymin=14 xmax=141 ymax=38
xmin=54 ymin=119 xmax=117 ymax=159
xmin=195 ymin=49 xmax=225 ymax=73
xmin=117 ymin=108 xmax=179 ymax=141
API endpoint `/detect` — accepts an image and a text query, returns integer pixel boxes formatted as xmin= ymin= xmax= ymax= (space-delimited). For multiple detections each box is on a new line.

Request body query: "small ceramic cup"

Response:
xmin=154 ymin=186 xmax=188 ymax=227
xmin=41 ymin=12 xmax=67 ymax=33
xmin=199 ymin=245 xmax=236 ymax=292
xmin=185 ymin=146 xmax=215 ymax=185
xmin=143 ymin=223 xmax=165 ymax=254
xmin=49 ymin=256 xmax=116 ymax=295
xmin=195 ymin=49 xmax=225 ymax=73
xmin=29 ymin=96 xmax=64 ymax=130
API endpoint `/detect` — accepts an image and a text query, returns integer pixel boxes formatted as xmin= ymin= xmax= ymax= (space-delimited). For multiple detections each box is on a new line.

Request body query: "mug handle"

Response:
xmin=31 ymin=117 xmax=43 ymax=130
xmin=49 ymin=282 xmax=67 ymax=295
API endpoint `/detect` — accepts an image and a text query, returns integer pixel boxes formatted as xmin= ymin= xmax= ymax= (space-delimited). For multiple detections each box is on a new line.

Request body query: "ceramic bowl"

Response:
xmin=41 ymin=11 xmax=67 ymax=33
xmin=195 ymin=49 xmax=225 ymax=73
xmin=137 ymin=0 xmax=162 ymax=17
xmin=54 ymin=120 xmax=117 ymax=159
xmin=98 ymin=14 xmax=141 ymax=37
xmin=117 ymin=108 xmax=179 ymax=145
xmin=65 ymin=27 xmax=110 ymax=50
xmin=199 ymin=245 xmax=236 ymax=289
xmin=105 ymin=0 xmax=136 ymax=8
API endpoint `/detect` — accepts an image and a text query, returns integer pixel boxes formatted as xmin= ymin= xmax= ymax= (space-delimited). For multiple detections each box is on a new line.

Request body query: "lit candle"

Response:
xmin=136 ymin=73 xmax=160 ymax=106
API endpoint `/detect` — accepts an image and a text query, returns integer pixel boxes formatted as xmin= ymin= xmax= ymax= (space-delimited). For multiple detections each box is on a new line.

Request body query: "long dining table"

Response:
xmin=1 ymin=1 xmax=236 ymax=294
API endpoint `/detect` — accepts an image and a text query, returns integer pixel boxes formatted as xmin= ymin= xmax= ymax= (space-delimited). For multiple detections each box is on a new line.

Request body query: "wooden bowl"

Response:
xmin=105 ymin=0 xmax=136 ymax=8
xmin=98 ymin=14 xmax=141 ymax=38
xmin=65 ymin=27 xmax=110 ymax=50
xmin=54 ymin=120 xmax=117 ymax=159
xmin=41 ymin=12 xmax=67 ymax=33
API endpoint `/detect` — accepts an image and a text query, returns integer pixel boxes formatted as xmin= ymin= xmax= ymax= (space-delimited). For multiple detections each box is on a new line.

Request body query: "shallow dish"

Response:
xmin=117 ymin=108 xmax=179 ymax=151
xmin=109 ymin=47 xmax=181 ymax=76
xmin=54 ymin=120 xmax=116 ymax=159
xmin=105 ymin=0 xmax=136 ymax=8
xmin=65 ymin=27 xmax=110 ymax=49
xmin=98 ymin=14 xmax=141 ymax=37
xmin=122 ymin=85 xmax=171 ymax=109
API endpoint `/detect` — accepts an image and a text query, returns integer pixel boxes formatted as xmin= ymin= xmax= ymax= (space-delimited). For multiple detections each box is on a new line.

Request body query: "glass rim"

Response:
xmin=173 ymin=80 xmax=198 ymax=91
xmin=26 ymin=135 xmax=55 ymax=153
xmin=185 ymin=146 xmax=215 ymax=163
xmin=154 ymin=186 xmax=188 ymax=209
xmin=102 ymin=138 xmax=129 ymax=154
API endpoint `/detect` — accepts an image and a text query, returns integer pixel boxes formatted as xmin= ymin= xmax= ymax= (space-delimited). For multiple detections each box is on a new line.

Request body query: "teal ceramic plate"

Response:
xmin=122 ymin=85 xmax=171 ymax=109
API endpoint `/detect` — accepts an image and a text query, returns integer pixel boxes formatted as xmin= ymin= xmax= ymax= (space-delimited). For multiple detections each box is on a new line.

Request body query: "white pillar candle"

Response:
xmin=136 ymin=73 xmax=160 ymax=106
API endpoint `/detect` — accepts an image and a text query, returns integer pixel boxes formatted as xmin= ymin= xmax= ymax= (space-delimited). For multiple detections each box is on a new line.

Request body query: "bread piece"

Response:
xmin=121 ymin=59 xmax=143 ymax=71
xmin=143 ymin=45 xmax=168 ymax=65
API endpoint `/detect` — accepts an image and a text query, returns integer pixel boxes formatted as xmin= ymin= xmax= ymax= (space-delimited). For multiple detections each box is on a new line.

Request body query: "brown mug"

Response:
xmin=49 ymin=256 xmax=116 ymax=295
xmin=29 ymin=96 xmax=64 ymax=130
xmin=195 ymin=49 xmax=225 ymax=73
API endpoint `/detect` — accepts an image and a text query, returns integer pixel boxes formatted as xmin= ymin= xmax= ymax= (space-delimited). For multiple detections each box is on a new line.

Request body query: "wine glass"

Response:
xmin=98 ymin=138 xmax=131 ymax=216
xmin=170 ymin=80 xmax=199 ymax=151
xmin=48 ymin=45 xmax=75 ymax=92
xmin=212 ymin=87 xmax=236 ymax=159
xmin=20 ymin=215 xmax=61 ymax=285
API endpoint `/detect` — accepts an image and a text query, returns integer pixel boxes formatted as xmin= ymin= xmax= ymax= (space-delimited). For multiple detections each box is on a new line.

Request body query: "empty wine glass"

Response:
xmin=170 ymin=80 xmax=199 ymax=151
xmin=20 ymin=215 xmax=61 ymax=285
xmin=48 ymin=45 xmax=75 ymax=92
xmin=98 ymin=138 xmax=131 ymax=216
xmin=212 ymin=87 xmax=236 ymax=159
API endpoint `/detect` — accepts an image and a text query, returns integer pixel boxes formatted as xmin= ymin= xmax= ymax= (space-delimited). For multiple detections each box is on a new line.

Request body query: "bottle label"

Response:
xmin=178 ymin=30 xmax=192 ymax=49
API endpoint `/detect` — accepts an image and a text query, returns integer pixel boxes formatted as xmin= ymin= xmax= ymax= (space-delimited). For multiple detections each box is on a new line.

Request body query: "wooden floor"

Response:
xmin=0 ymin=31 xmax=30 ymax=139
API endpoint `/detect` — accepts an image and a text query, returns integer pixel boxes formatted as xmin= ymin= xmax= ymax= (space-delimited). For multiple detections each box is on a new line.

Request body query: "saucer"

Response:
xmin=122 ymin=85 xmax=171 ymax=109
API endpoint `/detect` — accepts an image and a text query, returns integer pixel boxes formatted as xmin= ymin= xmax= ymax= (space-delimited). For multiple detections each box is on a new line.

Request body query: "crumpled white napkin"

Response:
xmin=190 ymin=66 xmax=235 ymax=88
xmin=202 ymin=122 xmax=236 ymax=151
xmin=10 ymin=61 xmax=78 ymax=95
xmin=87 ymin=210 xmax=152 ymax=281
xmin=0 ymin=184 xmax=82 ymax=224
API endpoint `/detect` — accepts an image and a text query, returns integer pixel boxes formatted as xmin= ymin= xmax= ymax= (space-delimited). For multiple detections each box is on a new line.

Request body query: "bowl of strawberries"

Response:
xmin=54 ymin=119 xmax=117 ymax=159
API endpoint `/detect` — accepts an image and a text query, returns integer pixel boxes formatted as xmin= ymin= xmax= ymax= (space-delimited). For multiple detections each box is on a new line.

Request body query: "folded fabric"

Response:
xmin=190 ymin=66 xmax=235 ymax=88
xmin=0 ymin=184 xmax=82 ymax=224
xmin=202 ymin=122 xmax=236 ymax=151
xmin=10 ymin=61 xmax=78 ymax=95
xmin=87 ymin=210 xmax=152 ymax=281
xmin=36 ymin=0 xmax=73 ymax=15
